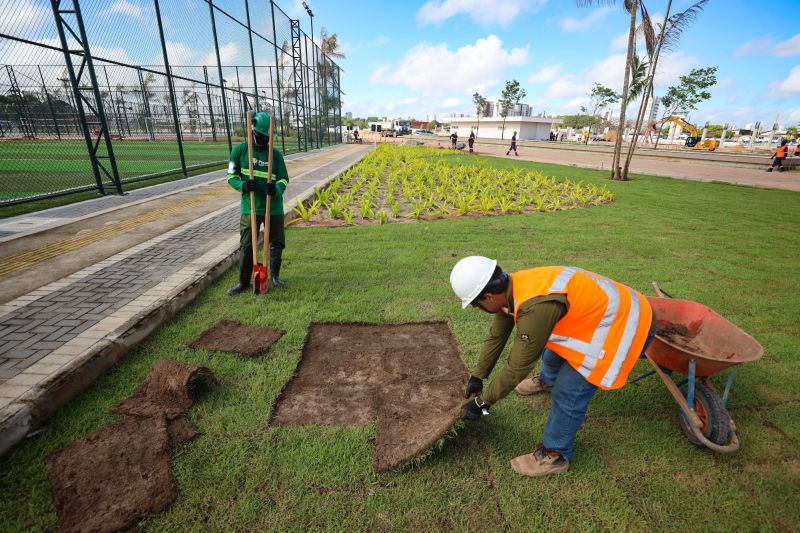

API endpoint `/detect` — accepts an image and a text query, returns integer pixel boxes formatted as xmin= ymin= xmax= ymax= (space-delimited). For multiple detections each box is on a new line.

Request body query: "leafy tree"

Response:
xmin=654 ymin=66 xmax=717 ymax=148
xmin=429 ymin=119 xmax=439 ymax=131
xmin=499 ymin=79 xmax=525 ymax=140
xmin=627 ymin=54 xmax=649 ymax=101
xmin=472 ymin=92 xmax=486 ymax=137
xmin=559 ymin=114 xmax=600 ymax=129
xmin=587 ymin=83 xmax=620 ymax=121
xmin=786 ymin=126 xmax=798 ymax=141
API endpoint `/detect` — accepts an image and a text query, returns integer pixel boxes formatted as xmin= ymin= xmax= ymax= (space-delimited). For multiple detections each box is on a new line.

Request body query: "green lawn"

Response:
xmin=1 ymin=154 xmax=798 ymax=531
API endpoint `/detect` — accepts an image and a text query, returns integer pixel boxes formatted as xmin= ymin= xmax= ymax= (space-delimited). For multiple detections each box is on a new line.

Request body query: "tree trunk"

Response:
xmin=501 ymin=116 xmax=506 ymax=140
xmin=623 ymin=0 xmax=673 ymax=180
xmin=611 ymin=0 xmax=638 ymax=180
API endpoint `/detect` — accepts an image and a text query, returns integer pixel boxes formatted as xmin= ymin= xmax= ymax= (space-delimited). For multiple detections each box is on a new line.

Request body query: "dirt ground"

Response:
xmin=188 ymin=319 xmax=284 ymax=356
xmin=656 ymin=321 xmax=705 ymax=355
xmin=270 ymin=322 xmax=468 ymax=471
xmin=45 ymin=416 xmax=175 ymax=533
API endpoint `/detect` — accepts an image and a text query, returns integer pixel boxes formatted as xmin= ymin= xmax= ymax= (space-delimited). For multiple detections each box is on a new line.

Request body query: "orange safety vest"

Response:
xmin=511 ymin=266 xmax=653 ymax=390
xmin=776 ymin=145 xmax=788 ymax=158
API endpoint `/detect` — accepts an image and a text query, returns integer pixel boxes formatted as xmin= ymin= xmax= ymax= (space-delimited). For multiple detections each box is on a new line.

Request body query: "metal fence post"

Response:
xmin=270 ymin=0 xmax=286 ymax=154
xmin=38 ymin=65 xmax=61 ymax=140
xmin=137 ymin=67 xmax=154 ymax=141
xmin=203 ymin=66 xmax=217 ymax=142
xmin=51 ymin=0 xmax=123 ymax=195
xmin=244 ymin=0 xmax=259 ymax=110
xmin=153 ymin=0 xmax=187 ymax=177
xmin=336 ymin=64 xmax=342 ymax=143
xmin=290 ymin=19 xmax=306 ymax=152
xmin=101 ymin=65 xmax=123 ymax=138
xmin=209 ymin=0 xmax=232 ymax=153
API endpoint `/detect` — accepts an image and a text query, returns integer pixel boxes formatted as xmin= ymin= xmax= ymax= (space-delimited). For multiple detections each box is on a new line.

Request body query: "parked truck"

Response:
xmin=369 ymin=119 xmax=411 ymax=137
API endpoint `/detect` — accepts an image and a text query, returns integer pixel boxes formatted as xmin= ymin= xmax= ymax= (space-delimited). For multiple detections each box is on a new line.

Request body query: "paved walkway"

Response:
xmin=405 ymin=137 xmax=800 ymax=192
xmin=0 ymin=143 xmax=373 ymax=454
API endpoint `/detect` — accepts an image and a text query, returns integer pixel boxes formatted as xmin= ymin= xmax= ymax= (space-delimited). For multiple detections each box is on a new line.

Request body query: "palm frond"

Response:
xmin=575 ymin=0 xmax=619 ymax=6
xmin=638 ymin=1 xmax=656 ymax=57
xmin=659 ymin=0 xmax=709 ymax=51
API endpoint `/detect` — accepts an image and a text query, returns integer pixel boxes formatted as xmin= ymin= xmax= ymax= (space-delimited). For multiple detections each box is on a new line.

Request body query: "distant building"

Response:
xmin=449 ymin=116 xmax=562 ymax=141
xmin=345 ymin=111 xmax=353 ymax=120
xmin=482 ymin=101 xmax=495 ymax=117
xmin=483 ymin=100 xmax=533 ymax=118
xmin=643 ymin=96 xmax=660 ymax=123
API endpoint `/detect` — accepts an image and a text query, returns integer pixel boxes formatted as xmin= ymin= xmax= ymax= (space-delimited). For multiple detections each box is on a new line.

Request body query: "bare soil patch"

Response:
xmin=45 ymin=416 xmax=175 ymax=533
xmin=269 ymin=322 xmax=468 ymax=471
xmin=656 ymin=320 xmax=703 ymax=354
xmin=112 ymin=359 xmax=216 ymax=419
xmin=188 ymin=319 xmax=284 ymax=357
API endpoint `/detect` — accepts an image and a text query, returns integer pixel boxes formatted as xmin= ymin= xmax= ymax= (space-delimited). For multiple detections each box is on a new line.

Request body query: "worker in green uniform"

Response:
xmin=226 ymin=111 xmax=289 ymax=295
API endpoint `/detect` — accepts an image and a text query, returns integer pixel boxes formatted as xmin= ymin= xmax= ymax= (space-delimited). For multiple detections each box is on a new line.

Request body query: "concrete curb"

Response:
xmin=0 ymin=147 xmax=371 ymax=457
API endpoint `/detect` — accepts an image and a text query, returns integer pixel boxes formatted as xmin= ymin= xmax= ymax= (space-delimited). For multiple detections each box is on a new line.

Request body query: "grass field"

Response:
xmin=0 ymin=137 xmax=306 ymax=204
xmin=1 ymin=153 xmax=798 ymax=531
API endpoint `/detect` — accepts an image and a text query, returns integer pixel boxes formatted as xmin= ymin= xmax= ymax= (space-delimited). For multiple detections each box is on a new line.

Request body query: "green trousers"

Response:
xmin=239 ymin=214 xmax=285 ymax=251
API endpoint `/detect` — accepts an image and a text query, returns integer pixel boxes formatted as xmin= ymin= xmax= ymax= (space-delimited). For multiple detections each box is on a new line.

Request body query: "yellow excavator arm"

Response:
xmin=653 ymin=116 xmax=699 ymax=137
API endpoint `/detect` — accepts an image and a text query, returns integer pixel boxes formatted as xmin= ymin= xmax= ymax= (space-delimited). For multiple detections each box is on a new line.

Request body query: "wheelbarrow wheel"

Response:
xmin=679 ymin=382 xmax=732 ymax=447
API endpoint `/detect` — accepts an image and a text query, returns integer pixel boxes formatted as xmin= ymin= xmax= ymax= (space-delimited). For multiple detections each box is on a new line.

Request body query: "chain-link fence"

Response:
xmin=0 ymin=0 xmax=342 ymax=207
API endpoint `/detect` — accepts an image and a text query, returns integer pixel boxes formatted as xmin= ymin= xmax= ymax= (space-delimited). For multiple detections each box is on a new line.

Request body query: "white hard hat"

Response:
xmin=450 ymin=256 xmax=497 ymax=309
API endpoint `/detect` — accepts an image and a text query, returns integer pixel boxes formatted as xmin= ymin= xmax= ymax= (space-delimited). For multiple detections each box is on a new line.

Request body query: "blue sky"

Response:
xmin=2 ymin=0 xmax=798 ymax=130
xmin=297 ymin=0 xmax=800 ymax=128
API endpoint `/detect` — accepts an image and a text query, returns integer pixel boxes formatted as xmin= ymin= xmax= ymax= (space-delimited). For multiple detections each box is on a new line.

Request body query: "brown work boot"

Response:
xmin=514 ymin=375 xmax=552 ymax=396
xmin=510 ymin=445 xmax=570 ymax=477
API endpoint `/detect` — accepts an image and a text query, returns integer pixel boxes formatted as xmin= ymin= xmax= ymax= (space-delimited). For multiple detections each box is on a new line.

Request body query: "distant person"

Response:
xmin=506 ymin=131 xmax=518 ymax=156
xmin=560 ymin=133 xmax=566 ymax=142
xmin=768 ymin=139 xmax=789 ymax=172
xmin=450 ymin=131 xmax=458 ymax=149
xmin=353 ymin=129 xmax=360 ymax=143
xmin=794 ymin=143 xmax=800 ymax=157
xmin=468 ymin=130 xmax=475 ymax=153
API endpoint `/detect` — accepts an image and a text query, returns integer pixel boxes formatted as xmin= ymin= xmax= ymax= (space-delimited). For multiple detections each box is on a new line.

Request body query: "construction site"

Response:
xmin=0 ymin=1 xmax=798 ymax=532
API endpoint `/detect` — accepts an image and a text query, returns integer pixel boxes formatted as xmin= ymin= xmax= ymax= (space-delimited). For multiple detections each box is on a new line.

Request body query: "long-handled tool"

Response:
xmin=247 ymin=112 xmax=266 ymax=294
xmin=257 ymin=115 xmax=276 ymax=294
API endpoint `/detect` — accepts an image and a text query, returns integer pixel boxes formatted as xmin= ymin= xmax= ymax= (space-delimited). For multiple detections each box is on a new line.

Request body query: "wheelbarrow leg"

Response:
xmin=722 ymin=368 xmax=737 ymax=408
xmin=687 ymin=359 xmax=696 ymax=409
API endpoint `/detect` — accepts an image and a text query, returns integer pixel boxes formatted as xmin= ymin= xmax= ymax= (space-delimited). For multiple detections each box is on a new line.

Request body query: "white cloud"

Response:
xmin=527 ymin=64 xmax=562 ymax=84
xmin=652 ymin=51 xmax=701 ymax=89
xmin=774 ymin=65 xmax=800 ymax=95
xmin=370 ymin=35 xmax=390 ymax=47
xmin=204 ymin=42 xmax=239 ymax=66
xmin=442 ymin=97 xmax=461 ymax=107
xmin=559 ymin=6 xmax=613 ymax=32
xmin=735 ymin=33 xmax=800 ymax=57
xmin=545 ymin=53 xmax=626 ymax=99
xmin=99 ymin=0 xmax=144 ymax=19
xmin=417 ymin=0 xmax=547 ymax=26
xmin=164 ymin=42 xmax=198 ymax=66
xmin=0 ymin=0 xmax=48 ymax=38
xmin=369 ymin=35 xmax=529 ymax=97
xmin=610 ymin=31 xmax=629 ymax=52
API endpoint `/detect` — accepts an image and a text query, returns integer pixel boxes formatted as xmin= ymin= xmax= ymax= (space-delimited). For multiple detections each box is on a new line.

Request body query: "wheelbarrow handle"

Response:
xmin=651 ymin=281 xmax=673 ymax=299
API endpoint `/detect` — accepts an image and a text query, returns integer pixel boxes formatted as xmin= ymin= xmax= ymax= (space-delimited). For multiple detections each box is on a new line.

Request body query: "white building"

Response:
xmin=449 ymin=116 xmax=562 ymax=141
xmin=643 ymin=96 xmax=661 ymax=123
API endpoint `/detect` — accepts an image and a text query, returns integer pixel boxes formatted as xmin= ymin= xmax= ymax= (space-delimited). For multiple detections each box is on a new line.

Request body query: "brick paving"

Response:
xmin=0 ymin=144 xmax=371 ymax=449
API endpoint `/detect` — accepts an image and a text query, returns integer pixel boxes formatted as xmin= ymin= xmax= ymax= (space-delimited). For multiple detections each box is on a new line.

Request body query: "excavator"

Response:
xmin=650 ymin=116 xmax=719 ymax=151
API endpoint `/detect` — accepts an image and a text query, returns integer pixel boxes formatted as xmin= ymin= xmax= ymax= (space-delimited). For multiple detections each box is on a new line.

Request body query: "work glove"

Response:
xmin=464 ymin=376 xmax=483 ymax=398
xmin=242 ymin=180 xmax=259 ymax=193
xmin=461 ymin=395 xmax=490 ymax=421
xmin=265 ymin=181 xmax=277 ymax=196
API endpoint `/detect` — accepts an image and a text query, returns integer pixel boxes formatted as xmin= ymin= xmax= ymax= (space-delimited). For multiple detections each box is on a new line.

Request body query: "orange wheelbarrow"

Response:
xmin=633 ymin=283 xmax=763 ymax=453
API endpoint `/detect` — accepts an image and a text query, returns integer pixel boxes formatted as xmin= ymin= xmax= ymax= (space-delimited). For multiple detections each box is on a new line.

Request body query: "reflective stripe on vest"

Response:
xmin=512 ymin=267 xmax=651 ymax=390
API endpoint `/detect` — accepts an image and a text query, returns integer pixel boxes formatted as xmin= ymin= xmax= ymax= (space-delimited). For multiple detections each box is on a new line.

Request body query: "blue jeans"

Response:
xmin=539 ymin=324 xmax=656 ymax=460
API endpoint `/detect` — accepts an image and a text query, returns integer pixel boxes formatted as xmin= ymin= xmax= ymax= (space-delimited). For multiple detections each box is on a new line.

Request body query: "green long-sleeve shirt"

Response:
xmin=226 ymin=141 xmax=289 ymax=216
xmin=473 ymin=279 xmax=567 ymax=405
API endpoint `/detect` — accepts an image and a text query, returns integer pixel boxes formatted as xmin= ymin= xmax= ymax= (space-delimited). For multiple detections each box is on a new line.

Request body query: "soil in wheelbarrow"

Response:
xmin=269 ymin=322 xmax=468 ymax=471
xmin=188 ymin=319 xmax=285 ymax=357
xmin=657 ymin=321 xmax=703 ymax=354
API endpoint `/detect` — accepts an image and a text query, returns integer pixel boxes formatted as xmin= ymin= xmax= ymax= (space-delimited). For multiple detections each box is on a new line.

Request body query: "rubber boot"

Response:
xmin=227 ymin=249 xmax=252 ymax=296
xmin=269 ymin=242 xmax=286 ymax=289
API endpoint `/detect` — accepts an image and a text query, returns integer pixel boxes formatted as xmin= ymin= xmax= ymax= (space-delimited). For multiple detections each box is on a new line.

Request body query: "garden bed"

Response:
xmin=288 ymin=145 xmax=614 ymax=226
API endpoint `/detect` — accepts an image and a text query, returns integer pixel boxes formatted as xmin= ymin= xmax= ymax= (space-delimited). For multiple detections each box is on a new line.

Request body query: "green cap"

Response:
xmin=252 ymin=112 xmax=271 ymax=136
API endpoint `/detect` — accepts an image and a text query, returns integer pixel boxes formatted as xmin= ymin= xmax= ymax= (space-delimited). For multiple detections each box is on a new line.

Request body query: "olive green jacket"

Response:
xmin=473 ymin=279 xmax=567 ymax=405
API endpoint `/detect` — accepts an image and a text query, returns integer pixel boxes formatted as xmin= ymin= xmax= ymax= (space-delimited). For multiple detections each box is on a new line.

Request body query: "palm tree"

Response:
xmin=622 ymin=0 xmax=708 ymax=179
xmin=577 ymin=0 xmax=651 ymax=180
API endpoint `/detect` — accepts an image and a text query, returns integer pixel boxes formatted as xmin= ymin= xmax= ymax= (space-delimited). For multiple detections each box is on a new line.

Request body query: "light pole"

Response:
xmin=303 ymin=1 xmax=321 ymax=149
